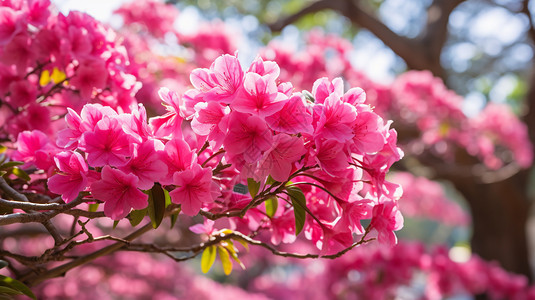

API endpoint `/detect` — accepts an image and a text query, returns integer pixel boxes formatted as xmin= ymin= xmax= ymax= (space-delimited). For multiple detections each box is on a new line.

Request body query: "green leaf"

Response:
xmin=164 ymin=188 xmax=171 ymax=207
xmin=129 ymin=208 xmax=147 ymax=227
xmin=113 ymin=220 xmax=120 ymax=229
xmin=217 ymin=246 xmax=233 ymax=275
xmin=0 ymin=286 xmax=22 ymax=296
xmin=170 ymin=212 xmax=179 ymax=229
xmin=286 ymin=186 xmax=307 ymax=236
xmin=0 ymin=275 xmax=36 ymax=300
xmin=88 ymin=203 xmax=99 ymax=212
xmin=0 ymin=145 xmax=6 ymax=154
xmin=265 ymin=175 xmax=278 ymax=186
xmin=264 ymin=197 xmax=278 ymax=218
xmin=0 ymin=161 xmax=24 ymax=170
xmin=12 ymin=167 xmax=30 ymax=182
xmin=201 ymin=245 xmax=217 ymax=273
xmin=247 ymin=178 xmax=261 ymax=199
xmin=147 ymin=183 xmax=166 ymax=229
xmin=0 ymin=261 xmax=7 ymax=270
xmin=162 ymin=188 xmax=180 ymax=228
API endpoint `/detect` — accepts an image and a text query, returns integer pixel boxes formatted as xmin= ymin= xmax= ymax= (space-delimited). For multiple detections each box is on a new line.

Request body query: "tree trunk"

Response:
xmin=452 ymin=172 xmax=533 ymax=280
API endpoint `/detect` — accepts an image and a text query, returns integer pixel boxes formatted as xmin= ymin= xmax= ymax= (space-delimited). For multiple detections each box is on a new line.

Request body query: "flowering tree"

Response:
xmin=0 ymin=0 xmax=534 ymax=299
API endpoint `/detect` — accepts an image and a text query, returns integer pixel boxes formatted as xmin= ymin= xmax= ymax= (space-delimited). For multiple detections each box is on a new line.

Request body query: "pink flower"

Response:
xmin=80 ymin=104 xmax=118 ymax=130
xmin=81 ymin=116 xmax=133 ymax=167
xmin=231 ymin=72 xmax=288 ymax=117
xmin=0 ymin=7 xmax=24 ymax=46
xmin=314 ymin=139 xmax=348 ymax=176
xmin=336 ymin=198 xmax=373 ymax=234
xmin=48 ymin=151 xmax=89 ymax=203
xmin=189 ymin=219 xmax=216 ymax=235
xmin=312 ymin=77 xmax=344 ymax=104
xmin=161 ymin=138 xmax=197 ymax=185
xmin=223 ymin=112 xmax=273 ymax=163
xmin=119 ymin=139 xmax=167 ymax=190
xmin=351 ymin=110 xmax=386 ymax=155
xmin=257 ymin=134 xmax=305 ymax=182
xmin=1 ymin=33 xmax=35 ymax=71
xmin=190 ymin=54 xmax=243 ymax=104
xmin=59 ymin=104 xmax=118 ymax=149
xmin=169 ymin=164 xmax=220 ymax=216
xmin=247 ymin=56 xmax=280 ymax=78
xmin=191 ymin=100 xmax=230 ymax=136
xmin=369 ymin=200 xmax=403 ymax=246
xmin=341 ymin=87 xmax=367 ymax=106
xmin=149 ymin=88 xmax=185 ymax=138
xmin=70 ymin=58 xmax=108 ymax=99
xmin=120 ymin=104 xmax=152 ymax=143
xmin=12 ymin=130 xmax=58 ymax=170
xmin=265 ymin=94 xmax=313 ymax=134
xmin=269 ymin=210 xmax=297 ymax=245
xmin=25 ymin=0 xmax=51 ymax=27
xmin=314 ymin=93 xmax=356 ymax=143
xmin=7 ymin=80 xmax=36 ymax=107
xmin=90 ymin=166 xmax=148 ymax=220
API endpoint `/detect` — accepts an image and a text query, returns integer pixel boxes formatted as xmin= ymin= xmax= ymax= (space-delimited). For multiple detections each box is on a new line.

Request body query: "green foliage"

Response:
xmin=264 ymin=196 xmax=278 ymax=217
xmin=129 ymin=208 xmax=147 ymax=227
xmin=0 ymin=275 xmax=36 ymax=300
xmin=247 ymin=178 xmax=261 ymax=199
xmin=146 ymin=183 xmax=166 ymax=229
xmin=286 ymin=186 xmax=307 ymax=235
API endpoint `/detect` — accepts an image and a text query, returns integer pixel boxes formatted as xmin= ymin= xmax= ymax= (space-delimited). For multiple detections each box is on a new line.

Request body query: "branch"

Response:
xmin=21 ymin=222 xmax=154 ymax=286
xmin=269 ymin=0 xmax=340 ymax=32
xmin=523 ymin=0 xmax=535 ymax=42
xmin=0 ymin=177 xmax=65 ymax=244
xmin=0 ymin=198 xmax=64 ymax=210
xmin=0 ymin=196 xmax=86 ymax=226
xmin=268 ymin=0 xmax=465 ymax=79
xmin=122 ymin=230 xmax=374 ymax=261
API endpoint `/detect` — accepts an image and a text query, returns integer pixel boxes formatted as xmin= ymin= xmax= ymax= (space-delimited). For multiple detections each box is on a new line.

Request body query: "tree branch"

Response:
xmin=268 ymin=0 xmax=340 ymax=32
xmin=21 ymin=222 xmax=154 ymax=286
xmin=268 ymin=0 xmax=465 ymax=80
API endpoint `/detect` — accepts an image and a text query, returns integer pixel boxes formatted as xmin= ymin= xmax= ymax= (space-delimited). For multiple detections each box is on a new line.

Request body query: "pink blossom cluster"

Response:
xmin=113 ymin=1 xmax=236 ymax=110
xmin=13 ymin=53 xmax=404 ymax=253
xmin=183 ymin=54 xmax=404 ymax=250
xmin=29 ymin=252 xmax=270 ymax=300
xmin=250 ymin=241 xmax=535 ymax=300
xmin=261 ymin=30 xmax=352 ymax=91
xmin=262 ymin=31 xmax=533 ymax=170
xmin=389 ymin=71 xmax=533 ymax=169
xmin=179 ymin=21 xmax=237 ymax=68
xmin=474 ymin=103 xmax=533 ymax=169
xmin=0 ymin=0 xmax=140 ymax=139
xmin=390 ymin=172 xmax=470 ymax=226
xmin=114 ymin=0 xmax=179 ymax=38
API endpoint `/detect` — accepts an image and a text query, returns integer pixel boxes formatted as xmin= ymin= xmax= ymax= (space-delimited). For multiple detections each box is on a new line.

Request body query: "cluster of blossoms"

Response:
xmin=14 ymin=53 xmax=404 ymax=254
xmin=35 ymin=254 xmax=269 ymax=299
xmin=0 ymin=0 xmax=140 ymax=139
xmin=250 ymin=241 xmax=535 ymax=300
xmin=115 ymin=0 xmax=236 ymax=110
xmin=390 ymin=172 xmax=470 ymax=226
xmin=262 ymin=31 xmax=533 ymax=170
xmin=388 ymin=71 xmax=533 ymax=169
